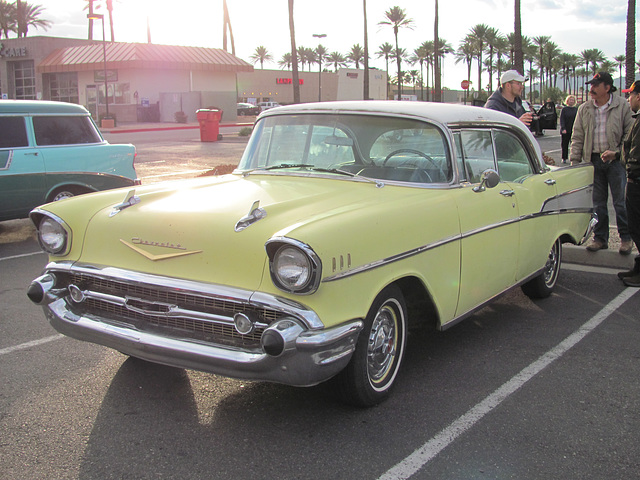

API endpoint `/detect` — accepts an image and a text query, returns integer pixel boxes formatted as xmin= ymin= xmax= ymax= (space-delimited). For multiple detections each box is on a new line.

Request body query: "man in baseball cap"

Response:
xmin=618 ymin=80 xmax=640 ymax=286
xmin=570 ymin=71 xmax=634 ymax=254
xmin=485 ymin=70 xmax=533 ymax=126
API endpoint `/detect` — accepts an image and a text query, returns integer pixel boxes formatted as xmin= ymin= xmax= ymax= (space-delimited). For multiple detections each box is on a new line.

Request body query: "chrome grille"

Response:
xmin=57 ymin=272 xmax=285 ymax=349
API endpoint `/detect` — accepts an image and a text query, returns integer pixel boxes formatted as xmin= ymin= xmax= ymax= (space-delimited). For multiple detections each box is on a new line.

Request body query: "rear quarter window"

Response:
xmin=33 ymin=116 xmax=101 ymax=146
xmin=0 ymin=117 xmax=29 ymax=148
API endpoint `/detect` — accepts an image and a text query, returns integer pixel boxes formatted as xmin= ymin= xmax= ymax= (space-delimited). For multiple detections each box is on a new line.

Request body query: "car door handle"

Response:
xmin=544 ymin=178 xmax=556 ymax=185
xmin=500 ymin=189 xmax=515 ymax=197
xmin=24 ymin=152 xmax=39 ymax=156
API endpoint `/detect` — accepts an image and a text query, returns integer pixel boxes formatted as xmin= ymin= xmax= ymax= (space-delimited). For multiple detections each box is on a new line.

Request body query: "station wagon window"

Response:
xmin=241 ymin=114 xmax=451 ymax=184
xmin=33 ymin=116 xmax=101 ymax=146
xmin=0 ymin=117 xmax=29 ymax=149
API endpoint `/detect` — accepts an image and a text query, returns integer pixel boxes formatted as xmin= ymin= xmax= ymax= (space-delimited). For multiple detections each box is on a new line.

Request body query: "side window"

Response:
xmin=458 ymin=130 xmax=495 ymax=183
xmin=452 ymin=132 xmax=467 ymax=181
xmin=0 ymin=117 xmax=29 ymax=149
xmin=494 ymin=130 xmax=534 ymax=182
xmin=33 ymin=116 xmax=101 ymax=146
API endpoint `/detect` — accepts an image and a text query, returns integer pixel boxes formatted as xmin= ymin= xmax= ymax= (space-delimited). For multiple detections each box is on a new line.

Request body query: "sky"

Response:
xmin=20 ymin=0 xmax=637 ymax=91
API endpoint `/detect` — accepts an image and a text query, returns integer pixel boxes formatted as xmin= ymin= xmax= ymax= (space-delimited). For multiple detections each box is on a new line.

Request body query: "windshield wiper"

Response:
xmin=310 ymin=167 xmax=384 ymax=188
xmin=242 ymin=163 xmax=311 ymax=177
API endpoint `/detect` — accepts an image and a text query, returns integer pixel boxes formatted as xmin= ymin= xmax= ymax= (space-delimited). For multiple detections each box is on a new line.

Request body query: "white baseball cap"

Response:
xmin=500 ymin=70 xmax=527 ymax=84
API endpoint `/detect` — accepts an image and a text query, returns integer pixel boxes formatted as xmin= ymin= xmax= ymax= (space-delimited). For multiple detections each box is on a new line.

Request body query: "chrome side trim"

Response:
xmin=323 ymin=202 xmax=593 ymax=283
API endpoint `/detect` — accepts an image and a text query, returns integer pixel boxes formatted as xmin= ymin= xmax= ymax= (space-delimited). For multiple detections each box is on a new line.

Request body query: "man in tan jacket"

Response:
xmin=570 ymin=72 xmax=635 ymax=254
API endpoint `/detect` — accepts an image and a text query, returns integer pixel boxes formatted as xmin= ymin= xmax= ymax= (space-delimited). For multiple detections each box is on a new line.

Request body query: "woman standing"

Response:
xmin=560 ymin=95 xmax=578 ymax=164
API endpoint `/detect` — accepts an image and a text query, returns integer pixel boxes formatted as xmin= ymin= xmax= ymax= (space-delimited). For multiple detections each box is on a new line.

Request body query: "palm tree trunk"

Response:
xmin=88 ymin=0 xmax=94 ymax=40
xmin=288 ymin=0 xmax=300 ymax=103
xmin=514 ymin=0 xmax=523 ymax=73
xmin=626 ymin=0 xmax=636 ymax=89
xmin=363 ymin=0 xmax=369 ymax=100
xmin=395 ymin=27 xmax=402 ymax=99
xmin=433 ymin=0 xmax=441 ymax=102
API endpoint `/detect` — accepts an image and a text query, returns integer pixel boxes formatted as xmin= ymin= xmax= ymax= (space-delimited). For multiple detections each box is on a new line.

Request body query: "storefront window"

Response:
xmin=13 ymin=60 xmax=36 ymax=100
xmin=94 ymin=82 xmax=131 ymax=105
xmin=46 ymin=72 xmax=79 ymax=103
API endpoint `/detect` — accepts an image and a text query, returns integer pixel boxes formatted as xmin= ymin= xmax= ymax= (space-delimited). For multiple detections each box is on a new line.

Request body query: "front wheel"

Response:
xmin=333 ymin=285 xmax=407 ymax=407
xmin=49 ymin=186 xmax=89 ymax=202
xmin=522 ymin=238 xmax=562 ymax=299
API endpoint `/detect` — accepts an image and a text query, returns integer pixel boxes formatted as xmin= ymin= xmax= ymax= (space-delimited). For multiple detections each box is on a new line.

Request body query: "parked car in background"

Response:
xmin=257 ymin=101 xmax=281 ymax=112
xmin=237 ymin=102 xmax=260 ymax=116
xmin=0 ymin=100 xmax=138 ymax=222
xmin=27 ymin=101 xmax=594 ymax=407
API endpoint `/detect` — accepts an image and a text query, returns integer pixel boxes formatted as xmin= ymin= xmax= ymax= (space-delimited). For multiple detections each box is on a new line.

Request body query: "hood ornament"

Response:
xmin=110 ymin=189 xmax=140 ymax=217
xmin=235 ymin=200 xmax=267 ymax=232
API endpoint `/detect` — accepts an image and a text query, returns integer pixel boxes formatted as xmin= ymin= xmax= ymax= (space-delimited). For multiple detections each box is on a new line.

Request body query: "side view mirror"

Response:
xmin=473 ymin=169 xmax=500 ymax=192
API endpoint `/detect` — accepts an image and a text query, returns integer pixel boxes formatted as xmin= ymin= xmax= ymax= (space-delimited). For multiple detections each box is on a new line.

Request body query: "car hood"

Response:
xmin=71 ymin=173 xmax=438 ymax=291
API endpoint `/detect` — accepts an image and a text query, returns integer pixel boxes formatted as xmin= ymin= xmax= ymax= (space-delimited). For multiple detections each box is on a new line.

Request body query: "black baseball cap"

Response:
xmin=586 ymin=72 xmax=617 ymax=91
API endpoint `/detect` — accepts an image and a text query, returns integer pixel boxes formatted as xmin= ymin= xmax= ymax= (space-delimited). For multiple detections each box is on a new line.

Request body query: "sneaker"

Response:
xmin=619 ymin=240 xmax=633 ymax=255
xmin=586 ymin=239 xmax=608 ymax=252
xmin=623 ymin=273 xmax=640 ymax=287
xmin=562 ymin=160 xmax=568 ymax=164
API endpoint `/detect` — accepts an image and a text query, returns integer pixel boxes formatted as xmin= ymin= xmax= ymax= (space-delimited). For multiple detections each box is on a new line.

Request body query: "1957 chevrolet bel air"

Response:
xmin=27 ymin=101 xmax=595 ymax=406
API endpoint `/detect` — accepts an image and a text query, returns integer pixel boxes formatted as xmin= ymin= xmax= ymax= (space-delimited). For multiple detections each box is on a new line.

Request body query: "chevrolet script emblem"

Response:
xmin=120 ymin=238 xmax=203 ymax=261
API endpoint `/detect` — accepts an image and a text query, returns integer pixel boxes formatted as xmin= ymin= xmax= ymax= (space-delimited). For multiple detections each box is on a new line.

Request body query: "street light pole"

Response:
xmin=312 ymin=33 xmax=326 ymax=102
xmin=87 ymin=13 xmax=109 ymax=121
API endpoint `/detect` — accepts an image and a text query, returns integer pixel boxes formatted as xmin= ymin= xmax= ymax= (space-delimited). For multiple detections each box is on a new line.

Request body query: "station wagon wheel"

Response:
xmin=333 ymin=285 xmax=407 ymax=407
xmin=50 ymin=186 xmax=89 ymax=202
xmin=522 ymin=238 xmax=562 ymax=299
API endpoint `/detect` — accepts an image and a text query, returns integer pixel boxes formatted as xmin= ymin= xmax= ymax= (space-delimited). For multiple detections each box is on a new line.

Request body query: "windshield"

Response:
xmin=238 ymin=113 xmax=452 ymax=184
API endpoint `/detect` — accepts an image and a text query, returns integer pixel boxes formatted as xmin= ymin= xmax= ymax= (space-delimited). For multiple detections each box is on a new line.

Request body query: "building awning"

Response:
xmin=37 ymin=42 xmax=253 ymax=73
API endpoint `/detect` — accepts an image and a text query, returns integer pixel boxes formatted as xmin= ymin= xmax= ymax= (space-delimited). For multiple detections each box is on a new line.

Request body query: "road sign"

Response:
xmin=461 ymin=80 xmax=470 ymax=90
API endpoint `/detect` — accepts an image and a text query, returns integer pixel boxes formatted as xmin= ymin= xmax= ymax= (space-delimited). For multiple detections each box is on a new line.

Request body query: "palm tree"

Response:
xmin=346 ymin=43 xmax=365 ymax=69
xmin=222 ymin=0 xmax=235 ymax=55
xmin=433 ymin=0 xmax=441 ymax=102
xmin=315 ymin=44 xmax=327 ymax=71
xmin=625 ymin=0 xmax=636 ymax=90
xmin=614 ymin=54 xmax=626 ymax=94
xmin=363 ymin=0 xmax=369 ymax=101
xmin=484 ymin=27 xmax=502 ymax=92
xmin=379 ymin=6 xmax=414 ymax=100
xmin=250 ymin=46 xmax=273 ymax=69
xmin=532 ymin=36 xmax=550 ymax=94
xmin=288 ymin=0 xmax=300 ymax=103
xmin=278 ymin=52 xmax=293 ymax=70
xmin=14 ymin=1 xmax=50 ymax=37
xmin=327 ymin=51 xmax=347 ymax=72
xmin=411 ymin=42 xmax=431 ymax=101
xmin=0 ymin=0 xmax=17 ymax=39
xmin=455 ymin=41 xmax=474 ymax=100
xmin=376 ymin=42 xmax=394 ymax=99
xmin=513 ymin=0 xmax=523 ymax=73
xmin=468 ymin=24 xmax=489 ymax=93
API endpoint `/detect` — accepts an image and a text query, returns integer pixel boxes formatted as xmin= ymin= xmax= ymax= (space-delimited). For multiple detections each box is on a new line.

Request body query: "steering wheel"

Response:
xmin=382 ymin=149 xmax=446 ymax=180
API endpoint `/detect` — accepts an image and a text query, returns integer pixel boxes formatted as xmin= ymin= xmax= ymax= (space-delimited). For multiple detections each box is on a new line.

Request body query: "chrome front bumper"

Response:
xmin=29 ymin=270 xmax=363 ymax=387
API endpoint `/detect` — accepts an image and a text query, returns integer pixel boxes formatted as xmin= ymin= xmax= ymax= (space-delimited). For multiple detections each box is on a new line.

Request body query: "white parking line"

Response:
xmin=378 ymin=287 xmax=639 ymax=480
xmin=0 ymin=334 xmax=64 ymax=356
xmin=0 ymin=251 xmax=44 ymax=261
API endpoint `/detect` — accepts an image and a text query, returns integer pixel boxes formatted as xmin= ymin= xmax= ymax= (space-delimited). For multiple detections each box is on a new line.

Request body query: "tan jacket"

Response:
xmin=569 ymin=94 xmax=634 ymax=164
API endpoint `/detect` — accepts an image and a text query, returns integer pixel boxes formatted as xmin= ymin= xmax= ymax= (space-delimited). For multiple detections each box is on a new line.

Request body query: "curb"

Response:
xmin=563 ymin=244 xmax=636 ymax=269
xmin=102 ymin=122 xmax=254 ymax=134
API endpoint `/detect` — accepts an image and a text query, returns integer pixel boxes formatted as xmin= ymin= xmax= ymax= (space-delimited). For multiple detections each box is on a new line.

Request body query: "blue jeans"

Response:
xmin=592 ymin=154 xmax=630 ymax=242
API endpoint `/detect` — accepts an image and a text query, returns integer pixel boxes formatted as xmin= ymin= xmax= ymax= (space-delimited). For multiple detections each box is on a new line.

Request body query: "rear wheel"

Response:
xmin=49 ymin=186 xmax=89 ymax=202
xmin=333 ymin=285 xmax=407 ymax=407
xmin=522 ymin=238 xmax=562 ymax=299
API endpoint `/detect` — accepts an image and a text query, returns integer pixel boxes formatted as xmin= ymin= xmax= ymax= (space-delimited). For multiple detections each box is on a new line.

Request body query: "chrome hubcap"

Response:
xmin=367 ymin=304 xmax=397 ymax=384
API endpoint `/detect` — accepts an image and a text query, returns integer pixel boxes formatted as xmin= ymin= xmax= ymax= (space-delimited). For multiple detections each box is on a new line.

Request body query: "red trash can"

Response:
xmin=196 ymin=109 xmax=222 ymax=142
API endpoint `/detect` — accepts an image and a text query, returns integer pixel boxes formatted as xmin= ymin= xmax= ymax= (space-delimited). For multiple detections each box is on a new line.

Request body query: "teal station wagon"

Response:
xmin=0 ymin=100 xmax=138 ymax=222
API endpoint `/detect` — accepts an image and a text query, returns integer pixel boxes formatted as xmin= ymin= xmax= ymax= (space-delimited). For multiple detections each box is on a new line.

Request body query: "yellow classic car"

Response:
xmin=27 ymin=101 xmax=595 ymax=406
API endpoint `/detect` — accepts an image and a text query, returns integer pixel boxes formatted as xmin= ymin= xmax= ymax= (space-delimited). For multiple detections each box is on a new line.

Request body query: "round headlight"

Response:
xmin=273 ymin=246 xmax=312 ymax=291
xmin=38 ymin=217 xmax=68 ymax=255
